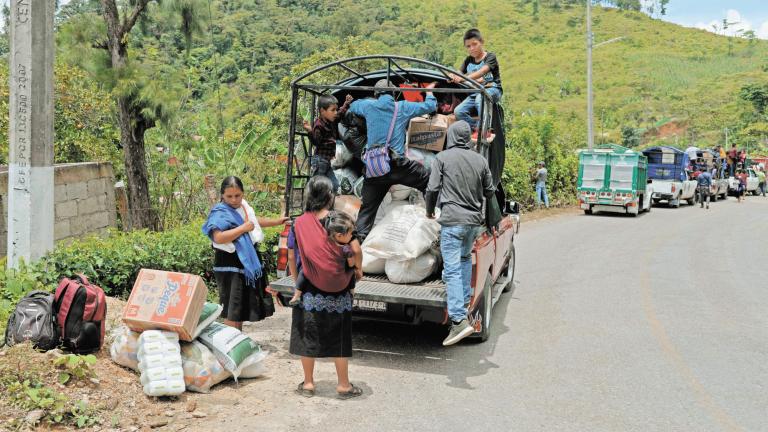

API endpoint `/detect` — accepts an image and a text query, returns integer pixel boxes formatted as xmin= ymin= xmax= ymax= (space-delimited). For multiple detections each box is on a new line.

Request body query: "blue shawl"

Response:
xmin=202 ymin=203 xmax=262 ymax=286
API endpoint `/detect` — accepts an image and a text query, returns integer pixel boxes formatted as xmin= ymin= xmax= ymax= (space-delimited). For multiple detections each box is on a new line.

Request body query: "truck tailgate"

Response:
xmin=270 ymin=275 xmax=447 ymax=308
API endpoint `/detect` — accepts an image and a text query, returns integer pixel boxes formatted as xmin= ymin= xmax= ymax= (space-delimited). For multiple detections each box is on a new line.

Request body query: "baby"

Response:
xmin=289 ymin=211 xmax=361 ymax=306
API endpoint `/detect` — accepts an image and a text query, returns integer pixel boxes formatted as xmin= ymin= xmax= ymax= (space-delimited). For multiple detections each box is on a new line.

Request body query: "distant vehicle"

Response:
xmin=727 ymin=168 xmax=760 ymax=195
xmin=642 ymin=146 xmax=697 ymax=207
xmin=577 ymin=144 xmax=652 ymax=216
xmin=747 ymin=169 xmax=760 ymax=194
xmin=694 ymin=149 xmax=728 ymax=200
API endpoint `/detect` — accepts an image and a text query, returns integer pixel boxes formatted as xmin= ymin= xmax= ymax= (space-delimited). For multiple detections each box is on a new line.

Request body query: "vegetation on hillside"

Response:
xmin=1 ymin=0 xmax=766 ymax=218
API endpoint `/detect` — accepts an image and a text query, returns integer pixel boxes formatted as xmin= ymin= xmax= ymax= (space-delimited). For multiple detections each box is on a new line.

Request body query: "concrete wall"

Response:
xmin=1 ymin=162 xmax=117 ymax=256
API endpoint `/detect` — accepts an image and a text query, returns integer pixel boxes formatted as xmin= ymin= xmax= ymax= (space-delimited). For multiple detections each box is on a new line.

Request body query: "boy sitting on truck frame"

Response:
xmin=447 ymin=28 xmax=503 ymax=143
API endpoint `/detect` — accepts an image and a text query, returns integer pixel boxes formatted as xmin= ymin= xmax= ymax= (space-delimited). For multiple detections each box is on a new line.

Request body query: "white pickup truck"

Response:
xmin=650 ymin=178 xmax=698 ymax=207
xmin=727 ymin=169 xmax=760 ymax=195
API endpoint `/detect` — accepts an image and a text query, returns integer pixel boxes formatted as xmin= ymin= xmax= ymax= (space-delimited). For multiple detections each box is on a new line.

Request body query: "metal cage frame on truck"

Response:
xmin=283 ymin=55 xmax=505 ymax=217
xmin=273 ymin=55 xmax=519 ymax=343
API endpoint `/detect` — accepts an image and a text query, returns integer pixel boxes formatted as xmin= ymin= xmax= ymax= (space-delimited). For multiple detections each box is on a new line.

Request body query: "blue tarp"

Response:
xmin=642 ymin=146 xmax=689 ymax=181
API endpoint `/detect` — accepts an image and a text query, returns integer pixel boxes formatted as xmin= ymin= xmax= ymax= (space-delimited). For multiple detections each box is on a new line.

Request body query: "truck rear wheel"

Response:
xmin=477 ymin=273 xmax=494 ymax=342
xmin=502 ymin=245 xmax=516 ymax=293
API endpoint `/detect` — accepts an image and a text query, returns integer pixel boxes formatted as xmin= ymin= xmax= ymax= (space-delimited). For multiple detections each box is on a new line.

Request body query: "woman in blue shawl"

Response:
xmin=202 ymin=176 xmax=289 ymax=330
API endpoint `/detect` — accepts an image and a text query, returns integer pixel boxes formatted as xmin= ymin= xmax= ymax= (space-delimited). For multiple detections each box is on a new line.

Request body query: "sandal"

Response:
xmin=337 ymin=384 xmax=363 ymax=400
xmin=295 ymin=382 xmax=315 ymax=398
xmin=288 ymin=298 xmax=301 ymax=307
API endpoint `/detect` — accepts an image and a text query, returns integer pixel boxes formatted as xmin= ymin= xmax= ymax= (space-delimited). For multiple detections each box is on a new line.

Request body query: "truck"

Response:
xmin=270 ymin=56 xmax=520 ymax=342
xmin=642 ymin=146 xmax=697 ymax=207
xmin=577 ymin=144 xmax=652 ymax=216
xmin=694 ymin=149 xmax=728 ymax=201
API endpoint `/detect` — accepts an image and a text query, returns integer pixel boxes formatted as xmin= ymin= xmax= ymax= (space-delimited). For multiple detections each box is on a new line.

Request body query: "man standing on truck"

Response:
xmin=426 ymin=120 xmax=495 ymax=346
xmin=349 ymin=79 xmax=438 ymax=241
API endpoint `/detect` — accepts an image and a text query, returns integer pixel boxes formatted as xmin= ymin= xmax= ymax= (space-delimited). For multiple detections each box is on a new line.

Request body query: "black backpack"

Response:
xmin=4 ymin=291 xmax=60 ymax=351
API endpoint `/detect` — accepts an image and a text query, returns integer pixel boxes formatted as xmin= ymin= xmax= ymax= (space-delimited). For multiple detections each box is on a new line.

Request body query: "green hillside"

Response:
xmin=3 ymin=0 xmax=767 ymax=218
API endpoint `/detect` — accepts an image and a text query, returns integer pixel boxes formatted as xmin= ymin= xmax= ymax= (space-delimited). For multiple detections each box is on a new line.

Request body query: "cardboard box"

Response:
xmin=406 ymin=114 xmax=449 ymax=152
xmin=445 ymin=114 xmax=458 ymax=129
xmin=122 ymin=269 xmax=207 ymax=341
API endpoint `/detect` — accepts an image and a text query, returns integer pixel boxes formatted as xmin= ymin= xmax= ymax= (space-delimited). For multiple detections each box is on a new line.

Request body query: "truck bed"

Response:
xmin=270 ymin=274 xmax=447 ymax=308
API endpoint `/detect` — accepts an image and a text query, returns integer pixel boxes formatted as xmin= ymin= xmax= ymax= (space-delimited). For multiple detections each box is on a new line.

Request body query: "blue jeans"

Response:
xmin=311 ymin=155 xmax=340 ymax=193
xmin=441 ymin=225 xmax=482 ymax=322
xmin=536 ymin=184 xmax=549 ymax=207
xmin=454 ymin=87 xmax=501 ymax=130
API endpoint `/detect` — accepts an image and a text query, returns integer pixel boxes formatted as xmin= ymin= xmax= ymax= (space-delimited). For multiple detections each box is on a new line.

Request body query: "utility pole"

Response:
xmin=586 ymin=0 xmax=594 ymax=149
xmin=7 ymin=0 xmax=55 ymax=268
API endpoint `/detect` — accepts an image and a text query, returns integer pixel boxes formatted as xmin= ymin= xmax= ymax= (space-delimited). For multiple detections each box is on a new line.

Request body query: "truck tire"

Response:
xmin=584 ymin=207 xmax=593 ymax=215
xmin=687 ymin=195 xmax=696 ymax=206
xmin=502 ymin=245 xmax=516 ymax=293
xmin=477 ymin=273 xmax=494 ymax=342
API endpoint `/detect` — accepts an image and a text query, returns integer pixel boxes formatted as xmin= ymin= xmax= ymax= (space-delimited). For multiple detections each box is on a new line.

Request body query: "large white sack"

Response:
xmin=335 ymin=168 xmax=359 ymax=195
xmin=362 ymin=251 xmax=386 ymax=274
xmin=331 ymin=143 xmax=354 ymax=169
xmin=385 ymin=252 xmax=439 ymax=284
xmin=198 ymin=321 xmax=267 ymax=380
xmin=389 ymin=184 xmax=413 ymax=201
xmin=363 ymin=205 xmax=441 ymax=260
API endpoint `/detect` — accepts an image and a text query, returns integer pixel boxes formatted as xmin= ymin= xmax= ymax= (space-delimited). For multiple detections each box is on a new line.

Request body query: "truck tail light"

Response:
xmin=276 ymin=224 xmax=290 ymax=276
xmin=671 ymin=184 xmax=676 ymax=192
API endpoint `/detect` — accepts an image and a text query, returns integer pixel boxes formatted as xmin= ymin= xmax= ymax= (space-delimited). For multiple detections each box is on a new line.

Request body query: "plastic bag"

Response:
xmin=335 ymin=168 xmax=359 ymax=195
xmin=353 ymin=177 xmax=365 ymax=198
xmin=192 ymin=303 xmax=223 ymax=340
xmin=331 ymin=143 xmax=354 ymax=169
xmin=110 ymin=326 xmax=141 ymax=370
xmin=197 ymin=322 xmax=267 ymax=380
xmin=362 ymin=251 xmax=386 ymax=274
xmin=407 ymin=148 xmax=437 ymax=172
xmin=363 ymin=205 xmax=441 ymax=261
xmin=180 ymin=340 xmax=231 ymax=393
xmin=334 ymin=195 xmax=362 ymax=221
xmin=341 ymin=112 xmax=367 ymax=161
xmin=385 ymin=252 xmax=439 ymax=284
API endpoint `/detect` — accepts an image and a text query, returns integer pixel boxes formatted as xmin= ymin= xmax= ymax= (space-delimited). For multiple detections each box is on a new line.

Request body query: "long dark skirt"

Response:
xmin=289 ymin=279 xmax=354 ymax=358
xmin=213 ymin=249 xmax=275 ymax=323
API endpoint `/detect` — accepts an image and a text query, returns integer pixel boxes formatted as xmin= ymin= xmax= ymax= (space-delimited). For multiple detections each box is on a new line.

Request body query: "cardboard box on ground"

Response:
xmin=123 ymin=269 xmax=207 ymax=341
xmin=115 ymin=269 xmax=267 ymax=395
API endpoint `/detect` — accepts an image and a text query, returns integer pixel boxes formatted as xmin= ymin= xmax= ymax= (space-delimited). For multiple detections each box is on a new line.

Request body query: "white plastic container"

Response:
xmin=137 ymin=330 xmax=185 ymax=396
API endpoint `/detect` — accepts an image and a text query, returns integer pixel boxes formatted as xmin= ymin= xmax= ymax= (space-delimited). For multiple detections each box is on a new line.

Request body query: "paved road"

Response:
xmin=196 ymin=197 xmax=768 ymax=432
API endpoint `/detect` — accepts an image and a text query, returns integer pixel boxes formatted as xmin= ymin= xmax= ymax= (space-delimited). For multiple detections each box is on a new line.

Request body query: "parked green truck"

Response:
xmin=577 ymin=144 xmax=652 ymax=216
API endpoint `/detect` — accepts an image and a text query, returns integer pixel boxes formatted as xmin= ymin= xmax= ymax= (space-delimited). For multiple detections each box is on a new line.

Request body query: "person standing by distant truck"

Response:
xmin=696 ymin=168 xmax=712 ymax=209
xmin=426 ymin=121 xmax=495 ymax=346
xmin=534 ymin=161 xmax=549 ymax=208
xmin=757 ymin=167 xmax=766 ymax=197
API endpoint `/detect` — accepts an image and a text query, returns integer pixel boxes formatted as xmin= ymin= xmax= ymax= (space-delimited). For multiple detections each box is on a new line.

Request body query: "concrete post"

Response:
xmin=7 ymin=0 xmax=55 ymax=268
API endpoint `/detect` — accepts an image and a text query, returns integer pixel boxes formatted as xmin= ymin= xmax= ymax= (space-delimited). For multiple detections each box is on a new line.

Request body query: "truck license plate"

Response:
xmin=353 ymin=299 xmax=387 ymax=312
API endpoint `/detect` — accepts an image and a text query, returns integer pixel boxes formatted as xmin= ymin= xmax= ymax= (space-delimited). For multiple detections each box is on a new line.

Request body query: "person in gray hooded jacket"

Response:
xmin=426 ymin=120 xmax=495 ymax=346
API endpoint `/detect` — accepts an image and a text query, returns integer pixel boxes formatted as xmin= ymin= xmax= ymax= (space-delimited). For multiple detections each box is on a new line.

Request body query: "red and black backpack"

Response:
xmin=54 ymin=275 xmax=107 ymax=354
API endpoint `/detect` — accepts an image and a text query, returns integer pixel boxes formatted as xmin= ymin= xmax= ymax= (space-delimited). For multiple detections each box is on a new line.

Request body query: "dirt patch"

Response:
xmin=0 ymin=297 xmax=300 ymax=432
xmin=519 ymin=205 xmax=580 ymax=223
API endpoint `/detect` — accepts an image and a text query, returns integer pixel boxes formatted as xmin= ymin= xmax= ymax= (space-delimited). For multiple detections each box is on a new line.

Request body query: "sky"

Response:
xmin=643 ymin=0 xmax=768 ymax=39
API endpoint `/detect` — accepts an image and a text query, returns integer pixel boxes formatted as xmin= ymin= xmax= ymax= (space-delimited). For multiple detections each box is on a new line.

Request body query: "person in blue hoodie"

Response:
xmin=425 ymin=121 xmax=495 ymax=346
